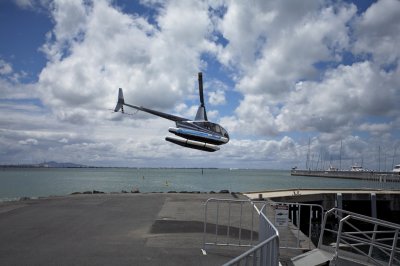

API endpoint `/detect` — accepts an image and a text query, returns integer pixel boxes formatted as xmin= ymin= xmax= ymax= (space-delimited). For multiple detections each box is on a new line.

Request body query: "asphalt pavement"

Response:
xmin=0 ymin=193 xmax=245 ymax=266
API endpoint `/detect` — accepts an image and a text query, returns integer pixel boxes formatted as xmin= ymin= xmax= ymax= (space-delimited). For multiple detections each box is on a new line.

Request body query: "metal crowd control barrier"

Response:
xmin=271 ymin=201 xmax=324 ymax=250
xmin=203 ymin=198 xmax=260 ymax=249
xmin=223 ymin=207 xmax=279 ymax=266
xmin=202 ymin=198 xmax=280 ymax=265
xmin=318 ymin=208 xmax=400 ymax=265
xmin=202 ymin=198 xmax=324 ymax=265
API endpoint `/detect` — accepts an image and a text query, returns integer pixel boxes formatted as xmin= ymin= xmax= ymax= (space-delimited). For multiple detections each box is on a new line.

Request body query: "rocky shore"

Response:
xmin=0 ymin=189 xmax=240 ymax=203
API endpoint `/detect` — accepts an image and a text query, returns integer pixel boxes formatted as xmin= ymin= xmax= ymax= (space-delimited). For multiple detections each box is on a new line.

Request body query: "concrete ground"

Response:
xmin=0 ymin=193 xmax=247 ymax=266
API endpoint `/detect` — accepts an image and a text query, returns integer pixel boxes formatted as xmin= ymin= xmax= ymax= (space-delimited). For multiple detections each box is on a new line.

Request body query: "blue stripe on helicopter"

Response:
xmin=172 ymin=128 xmax=222 ymax=141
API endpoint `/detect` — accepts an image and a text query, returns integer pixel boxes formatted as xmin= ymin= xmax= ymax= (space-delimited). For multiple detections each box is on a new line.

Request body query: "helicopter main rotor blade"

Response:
xmin=195 ymin=72 xmax=208 ymax=121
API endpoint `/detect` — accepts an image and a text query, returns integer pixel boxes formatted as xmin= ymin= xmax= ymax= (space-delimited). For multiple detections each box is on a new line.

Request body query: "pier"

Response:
xmin=245 ymin=188 xmax=400 ymax=223
xmin=291 ymin=169 xmax=400 ymax=182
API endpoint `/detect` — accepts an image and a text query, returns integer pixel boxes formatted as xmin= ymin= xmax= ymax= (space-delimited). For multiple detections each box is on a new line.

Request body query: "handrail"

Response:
xmin=203 ymin=198 xmax=259 ymax=249
xmin=223 ymin=201 xmax=280 ymax=266
xmin=222 ymin=234 xmax=279 ymax=266
xmin=203 ymin=198 xmax=280 ymax=266
xmin=319 ymin=207 xmax=400 ymax=265
xmin=271 ymin=201 xmax=324 ymax=250
xmin=322 ymin=208 xmax=400 ymax=228
xmin=204 ymin=198 xmax=326 ymax=265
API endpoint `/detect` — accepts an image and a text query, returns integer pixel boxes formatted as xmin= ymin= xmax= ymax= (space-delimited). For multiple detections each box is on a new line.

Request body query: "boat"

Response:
xmin=350 ymin=165 xmax=364 ymax=171
xmin=393 ymin=164 xmax=400 ymax=173
xmin=327 ymin=165 xmax=338 ymax=171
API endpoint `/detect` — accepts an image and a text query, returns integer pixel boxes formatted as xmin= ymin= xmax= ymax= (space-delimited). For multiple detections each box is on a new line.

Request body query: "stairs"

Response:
xmin=291 ymin=248 xmax=333 ymax=266
xmin=291 ymin=247 xmax=386 ymax=266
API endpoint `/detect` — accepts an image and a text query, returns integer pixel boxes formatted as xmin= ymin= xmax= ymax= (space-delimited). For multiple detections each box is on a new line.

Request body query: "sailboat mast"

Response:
xmin=306 ymin=137 xmax=311 ymax=170
xmin=378 ymin=145 xmax=381 ymax=171
xmin=339 ymin=140 xmax=343 ymax=170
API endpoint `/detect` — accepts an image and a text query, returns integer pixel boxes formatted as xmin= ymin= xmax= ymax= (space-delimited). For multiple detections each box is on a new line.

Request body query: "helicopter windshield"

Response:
xmin=193 ymin=122 xmax=229 ymax=138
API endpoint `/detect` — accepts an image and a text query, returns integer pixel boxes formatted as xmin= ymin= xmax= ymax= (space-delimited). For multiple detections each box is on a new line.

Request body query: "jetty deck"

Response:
xmin=244 ymin=188 xmax=400 ymax=199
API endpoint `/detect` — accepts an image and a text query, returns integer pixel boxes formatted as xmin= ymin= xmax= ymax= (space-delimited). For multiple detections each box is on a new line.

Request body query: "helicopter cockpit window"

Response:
xmin=207 ymin=122 xmax=221 ymax=133
xmin=221 ymin=128 xmax=229 ymax=138
xmin=193 ymin=122 xmax=223 ymax=135
xmin=193 ymin=121 xmax=207 ymax=130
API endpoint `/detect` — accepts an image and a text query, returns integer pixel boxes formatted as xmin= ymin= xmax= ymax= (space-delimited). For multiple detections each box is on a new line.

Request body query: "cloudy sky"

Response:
xmin=1 ymin=0 xmax=399 ymax=169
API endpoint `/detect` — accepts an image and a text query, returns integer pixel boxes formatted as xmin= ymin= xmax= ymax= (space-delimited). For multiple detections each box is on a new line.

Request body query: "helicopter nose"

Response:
xmin=224 ymin=132 xmax=230 ymax=140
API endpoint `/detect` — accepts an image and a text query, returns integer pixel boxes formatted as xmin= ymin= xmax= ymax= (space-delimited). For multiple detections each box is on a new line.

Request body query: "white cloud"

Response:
xmin=2 ymin=0 xmax=399 ymax=169
xmin=0 ymin=78 xmax=39 ymax=99
xmin=353 ymin=0 xmax=400 ymax=65
xmin=0 ymin=60 xmax=13 ymax=75
xmin=37 ymin=0 xmax=217 ymax=125
xmin=214 ymin=1 xmax=355 ymax=93
xmin=275 ymin=61 xmax=400 ymax=134
xmin=19 ymin=138 xmax=38 ymax=145
xmin=14 ymin=0 xmax=52 ymax=13
xmin=221 ymin=95 xmax=278 ymax=136
xmin=358 ymin=123 xmax=392 ymax=136
xmin=15 ymin=0 xmax=35 ymax=9
xmin=59 ymin=137 xmax=68 ymax=143
xmin=216 ymin=136 xmax=299 ymax=168
xmin=214 ymin=0 xmax=368 ymax=140
xmin=234 ymin=3 xmax=355 ymax=98
xmin=0 ymin=101 xmax=42 ymax=113
xmin=208 ymin=89 xmax=226 ymax=105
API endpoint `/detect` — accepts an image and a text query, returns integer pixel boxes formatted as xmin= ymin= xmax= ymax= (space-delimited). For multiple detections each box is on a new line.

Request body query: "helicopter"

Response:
xmin=114 ymin=73 xmax=229 ymax=152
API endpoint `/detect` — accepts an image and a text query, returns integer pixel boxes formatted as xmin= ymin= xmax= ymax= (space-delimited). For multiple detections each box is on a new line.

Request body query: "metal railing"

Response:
xmin=202 ymin=198 xmax=279 ymax=265
xmin=203 ymin=198 xmax=262 ymax=249
xmin=269 ymin=201 xmax=324 ymax=250
xmin=318 ymin=208 xmax=400 ymax=265
xmin=202 ymin=198 xmax=325 ymax=265
xmin=223 ymin=202 xmax=280 ymax=266
xmin=362 ymin=175 xmax=400 ymax=190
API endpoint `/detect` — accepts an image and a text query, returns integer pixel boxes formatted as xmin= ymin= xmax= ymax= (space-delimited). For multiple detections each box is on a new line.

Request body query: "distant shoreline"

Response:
xmin=1 ymin=165 xmax=99 ymax=169
xmin=0 ymin=161 xmax=88 ymax=168
xmin=0 ymin=165 xmax=221 ymax=170
xmin=0 ymin=164 xmax=266 ymax=170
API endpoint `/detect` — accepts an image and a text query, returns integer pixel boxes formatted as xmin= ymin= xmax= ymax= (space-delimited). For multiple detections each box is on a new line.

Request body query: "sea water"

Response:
xmin=0 ymin=168 xmax=397 ymax=201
